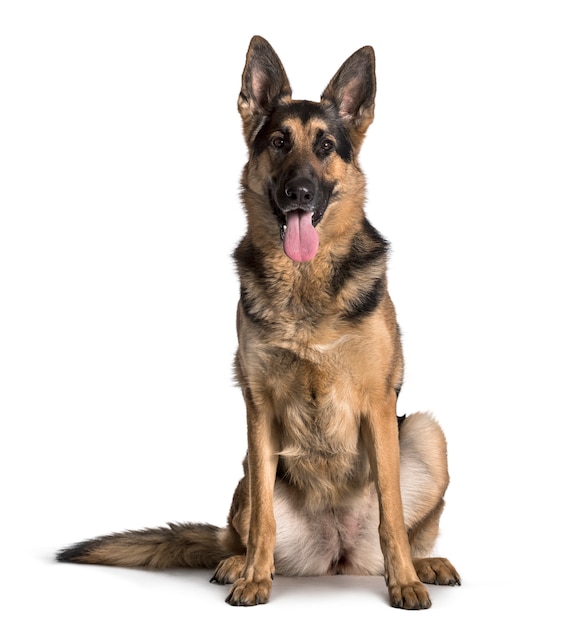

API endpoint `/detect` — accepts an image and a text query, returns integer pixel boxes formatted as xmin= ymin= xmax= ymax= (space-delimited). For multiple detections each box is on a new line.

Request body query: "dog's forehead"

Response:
xmin=272 ymin=101 xmax=333 ymax=132
xmin=281 ymin=117 xmax=330 ymax=142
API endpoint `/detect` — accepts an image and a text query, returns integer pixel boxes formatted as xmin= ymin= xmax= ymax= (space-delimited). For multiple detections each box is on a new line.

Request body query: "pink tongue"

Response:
xmin=283 ymin=211 xmax=319 ymax=262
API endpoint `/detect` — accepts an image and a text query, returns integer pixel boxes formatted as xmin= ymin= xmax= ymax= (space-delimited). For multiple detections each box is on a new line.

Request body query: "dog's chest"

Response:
xmin=258 ymin=342 xmax=370 ymax=501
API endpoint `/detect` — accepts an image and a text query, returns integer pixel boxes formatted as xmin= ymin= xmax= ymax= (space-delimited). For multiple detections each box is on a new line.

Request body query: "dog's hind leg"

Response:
xmin=399 ymin=412 xmax=461 ymax=586
xmin=408 ymin=499 xmax=461 ymax=585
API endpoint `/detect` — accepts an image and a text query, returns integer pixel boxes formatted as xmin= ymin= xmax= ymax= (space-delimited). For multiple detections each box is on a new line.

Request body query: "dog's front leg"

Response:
xmin=362 ymin=401 xmax=432 ymax=610
xmin=226 ymin=388 xmax=279 ymax=606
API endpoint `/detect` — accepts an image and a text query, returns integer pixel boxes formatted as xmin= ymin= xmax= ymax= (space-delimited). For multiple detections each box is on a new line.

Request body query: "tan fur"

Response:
xmin=57 ymin=36 xmax=460 ymax=610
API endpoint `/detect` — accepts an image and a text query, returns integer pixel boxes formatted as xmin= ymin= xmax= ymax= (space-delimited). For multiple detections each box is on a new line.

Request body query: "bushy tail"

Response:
xmin=56 ymin=522 xmax=234 ymax=569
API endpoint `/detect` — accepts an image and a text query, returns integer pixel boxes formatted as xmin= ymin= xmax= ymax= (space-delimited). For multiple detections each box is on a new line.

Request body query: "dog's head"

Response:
xmin=238 ymin=36 xmax=376 ymax=262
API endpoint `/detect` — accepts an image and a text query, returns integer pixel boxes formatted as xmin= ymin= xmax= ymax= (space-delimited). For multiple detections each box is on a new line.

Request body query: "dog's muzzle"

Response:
xmin=270 ymin=173 xmax=332 ymax=263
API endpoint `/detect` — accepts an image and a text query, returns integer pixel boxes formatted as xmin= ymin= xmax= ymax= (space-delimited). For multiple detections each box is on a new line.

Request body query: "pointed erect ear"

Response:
xmin=238 ymin=36 xmax=292 ymax=140
xmin=321 ymin=46 xmax=376 ymax=148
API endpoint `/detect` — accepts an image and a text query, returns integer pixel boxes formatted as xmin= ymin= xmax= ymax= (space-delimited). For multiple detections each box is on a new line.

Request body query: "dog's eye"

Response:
xmin=321 ymin=139 xmax=334 ymax=153
xmin=272 ymin=136 xmax=286 ymax=149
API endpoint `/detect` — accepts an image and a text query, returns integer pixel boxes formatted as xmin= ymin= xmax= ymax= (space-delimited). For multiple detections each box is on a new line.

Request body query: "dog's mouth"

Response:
xmin=279 ymin=209 xmax=320 ymax=263
xmin=270 ymin=188 xmax=329 ymax=263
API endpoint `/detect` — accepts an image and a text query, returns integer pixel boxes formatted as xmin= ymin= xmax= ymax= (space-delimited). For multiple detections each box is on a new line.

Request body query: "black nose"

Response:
xmin=284 ymin=177 xmax=315 ymax=207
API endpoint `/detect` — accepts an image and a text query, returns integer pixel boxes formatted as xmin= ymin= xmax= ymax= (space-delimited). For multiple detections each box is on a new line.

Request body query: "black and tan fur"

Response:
xmin=57 ymin=36 xmax=460 ymax=609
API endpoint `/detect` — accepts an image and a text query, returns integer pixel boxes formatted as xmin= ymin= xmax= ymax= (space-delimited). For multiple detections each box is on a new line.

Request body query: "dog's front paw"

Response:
xmin=388 ymin=581 xmax=431 ymax=610
xmin=225 ymin=576 xmax=273 ymax=606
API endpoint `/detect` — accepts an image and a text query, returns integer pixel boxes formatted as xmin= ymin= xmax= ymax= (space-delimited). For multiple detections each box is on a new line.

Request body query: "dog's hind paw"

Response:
xmin=413 ymin=557 xmax=461 ymax=586
xmin=210 ymin=555 xmax=246 ymax=585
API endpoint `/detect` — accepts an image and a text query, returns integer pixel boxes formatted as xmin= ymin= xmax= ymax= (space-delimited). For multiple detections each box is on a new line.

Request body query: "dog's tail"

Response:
xmin=56 ymin=522 xmax=236 ymax=569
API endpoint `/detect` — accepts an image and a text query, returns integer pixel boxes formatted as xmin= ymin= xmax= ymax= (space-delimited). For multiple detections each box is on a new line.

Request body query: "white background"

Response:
xmin=1 ymin=1 xmax=570 ymax=623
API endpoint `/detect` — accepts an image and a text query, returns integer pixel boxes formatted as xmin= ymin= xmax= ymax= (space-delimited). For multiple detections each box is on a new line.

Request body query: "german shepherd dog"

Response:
xmin=57 ymin=36 xmax=460 ymax=609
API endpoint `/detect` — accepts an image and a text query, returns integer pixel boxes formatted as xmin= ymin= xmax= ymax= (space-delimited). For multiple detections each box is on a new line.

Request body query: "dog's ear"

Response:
xmin=239 ymin=36 xmax=292 ymax=140
xmin=321 ymin=46 xmax=376 ymax=149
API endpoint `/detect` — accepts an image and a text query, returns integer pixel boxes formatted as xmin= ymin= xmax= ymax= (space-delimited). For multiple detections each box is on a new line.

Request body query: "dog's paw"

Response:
xmin=413 ymin=557 xmax=461 ymax=586
xmin=388 ymin=581 xmax=432 ymax=610
xmin=210 ymin=555 xmax=246 ymax=585
xmin=225 ymin=576 xmax=273 ymax=606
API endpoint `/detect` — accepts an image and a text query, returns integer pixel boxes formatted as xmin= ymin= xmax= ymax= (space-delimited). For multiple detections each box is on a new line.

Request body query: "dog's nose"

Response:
xmin=284 ymin=177 xmax=315 ymax=207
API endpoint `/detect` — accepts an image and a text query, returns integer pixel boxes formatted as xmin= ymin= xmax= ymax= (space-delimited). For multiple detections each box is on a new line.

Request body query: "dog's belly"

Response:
xmin=276 ymin=441 xmax=370 ymax=509
xmin=272 ymin=480 xmax=383 ymax=576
